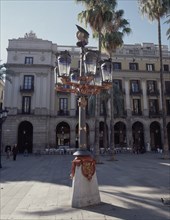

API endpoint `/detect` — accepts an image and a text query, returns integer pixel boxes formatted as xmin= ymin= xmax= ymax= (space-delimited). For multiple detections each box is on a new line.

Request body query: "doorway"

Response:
xmin=150 ymin=121 xmax=161 ymax=151
xmin=132 ymin=121 xmax=145 ymax=153
xmin=18 ymin=121 xmax=33 ymax=153
xmin=56 ymin=122 xmax=70 ymax=147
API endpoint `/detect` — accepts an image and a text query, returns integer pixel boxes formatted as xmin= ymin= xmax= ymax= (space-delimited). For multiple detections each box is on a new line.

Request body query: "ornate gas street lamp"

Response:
xmin=0 ymin=109 xmax=8 ymax=168
xmin=55 ymin=25 xmax=112 ymax=208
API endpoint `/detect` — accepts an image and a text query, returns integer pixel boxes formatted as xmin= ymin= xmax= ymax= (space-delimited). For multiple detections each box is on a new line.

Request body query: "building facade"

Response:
xmin=2 ymin=32 xmax=170 ymax=154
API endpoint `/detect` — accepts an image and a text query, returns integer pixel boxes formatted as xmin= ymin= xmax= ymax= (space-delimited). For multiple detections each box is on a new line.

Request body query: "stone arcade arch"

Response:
xmin=150 ymin=121 xmax=162 ymax=151
xmin=56 ymin=122 xmax=70 ymax=147
xmin=132 ymin=121 xmax=145 ymax=153
xmin=114 ymin=122 xmax=126 ymax=148
xmin=18 ymin=121 xmax=33 ymax=153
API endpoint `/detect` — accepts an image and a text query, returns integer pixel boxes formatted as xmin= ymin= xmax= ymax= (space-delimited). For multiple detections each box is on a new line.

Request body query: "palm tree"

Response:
xmin=100 ymin=82 xmax=125 ymax=158
xmin=100 ymin=9 xmax=131 ymax=160
xmin=75 ymin=0 xmax=131 ymax=161
xmin=75 ymin=0 xmax=117 ymax=162
xmin=100 ymin=90 xmax=110 ymax=152
xmin=101 ymin=9 xmax=131 ymax=55
xmin=76 ymin=0 xmax=116 ymax=57
xmin=164 ymin=14 xmax=170 ymax=39
xmin=138 ymin=0 xmax=170 ymax=159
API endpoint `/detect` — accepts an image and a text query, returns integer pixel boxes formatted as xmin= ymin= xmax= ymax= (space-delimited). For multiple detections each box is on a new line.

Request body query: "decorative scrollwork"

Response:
xmin=71 ymin=156 xmax=96 ymax=181
xmin=56 ymin=75 xmax=111 ymax=95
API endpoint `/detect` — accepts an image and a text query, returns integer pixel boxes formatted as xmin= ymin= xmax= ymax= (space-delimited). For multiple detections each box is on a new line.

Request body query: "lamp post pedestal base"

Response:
xmin=71 ymin=156 xmax=101 ymax=208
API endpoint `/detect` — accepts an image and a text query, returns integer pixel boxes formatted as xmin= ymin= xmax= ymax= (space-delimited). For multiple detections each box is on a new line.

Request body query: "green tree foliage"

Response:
xmin=164 ymin=14 xmax=170 ymax=39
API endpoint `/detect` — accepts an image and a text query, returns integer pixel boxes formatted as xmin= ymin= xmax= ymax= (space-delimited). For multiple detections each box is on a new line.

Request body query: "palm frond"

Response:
xmin=138 ymin=0 xmax=169 ymax=21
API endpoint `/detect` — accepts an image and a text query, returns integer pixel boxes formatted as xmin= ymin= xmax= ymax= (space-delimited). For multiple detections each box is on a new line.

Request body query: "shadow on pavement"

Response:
xmin=18 ymin=201 xmax=169 ymax=220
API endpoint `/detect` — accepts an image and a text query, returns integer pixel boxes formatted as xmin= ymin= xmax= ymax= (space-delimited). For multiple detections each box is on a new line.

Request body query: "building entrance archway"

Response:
xmin=150 ymin=121 xmax=161 ymax=151
xmin=114 ymin=122 xmax=126 ymax=149
xmin=18 ymin=121 xmax=33 ymax=153
xmin=56 ymin=122 xmax=70 ymax=147
xmin=132 ymin=121 xmax=145 ymax=153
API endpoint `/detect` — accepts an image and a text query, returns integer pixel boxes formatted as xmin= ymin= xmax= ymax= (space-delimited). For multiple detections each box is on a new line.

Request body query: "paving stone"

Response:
xmin=0 ymin=153 xmax=170 ymax=220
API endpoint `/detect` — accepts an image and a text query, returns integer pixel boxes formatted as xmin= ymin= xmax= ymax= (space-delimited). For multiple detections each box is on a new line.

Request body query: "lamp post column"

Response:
xmin=78 ymin=96 xmax=87 ymax=150
xmin=71 ymin=25 xmax=101 ymax=208
xmin=76 ymin=44 xmax=88 ymax=153
xmin=55 ymin=25 xmax=114 ymax=208
xmin=71 ymin=95 xmax=101 ymax=207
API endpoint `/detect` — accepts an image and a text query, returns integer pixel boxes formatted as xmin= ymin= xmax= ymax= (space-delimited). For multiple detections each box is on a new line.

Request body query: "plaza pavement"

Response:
xmin=0 ymin=152 xmax=170 ymax=220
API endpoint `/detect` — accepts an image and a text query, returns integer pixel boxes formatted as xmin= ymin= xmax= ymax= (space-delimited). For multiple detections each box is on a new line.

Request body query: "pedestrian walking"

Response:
xmin=12 ymin=144 xmax=18 ymax=161
xmin=5 ymin=145 xmax=11 ymax=159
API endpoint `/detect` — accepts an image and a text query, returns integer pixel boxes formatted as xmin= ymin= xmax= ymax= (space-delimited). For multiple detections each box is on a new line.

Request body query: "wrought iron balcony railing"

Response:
xmin=58 ymin=110 xmax=69 ymax=116
xmin=147 ymin=89 xmax=160 ymax=96
xmin=149 ymin=111 xmax=162 ymax=118
xmin=130 ymin=89 xmax=142 ymax=96
xmin=20 ymin=86 xmax=34 ymax=93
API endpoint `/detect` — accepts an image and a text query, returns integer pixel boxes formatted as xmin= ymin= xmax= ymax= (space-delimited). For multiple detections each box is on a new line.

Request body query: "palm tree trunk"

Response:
xmin=94 ymin=94 xmax=100 ymax=163
xmin=103 ymin=102 xmax=107 ymax=152
xmin=158 ymin=18 xmax=169 ymax=159
xmin=109 ymin=83 xmax=115 ymax=160
xmin=108 ymin=55 xmax=115 ymax=160
xmin=94 ymin=31 xmax=102 ymax=163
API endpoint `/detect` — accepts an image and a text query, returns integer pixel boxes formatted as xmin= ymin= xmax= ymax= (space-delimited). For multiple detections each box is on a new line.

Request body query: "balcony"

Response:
xmin=132 ymin=111 xmax=142 ymax=116
xmin=58 ymin=110 xmax=69 ymax=116
xmin=114 ymin=110 xmax=127 ymax=118
xmin=76 ymin=109 xmax=90 ymax=117
xmin=130 ymin=89 xmax=142 ymax=96
xmin=17 ymin=109 xmax=34 ymax=115
xmin=20 ymin=86 xmax=34 ymax=93
xmin=147 ymin=89 xmax=160 ymax=96
xmin=149 ymin=111 xmax=162 ymax=118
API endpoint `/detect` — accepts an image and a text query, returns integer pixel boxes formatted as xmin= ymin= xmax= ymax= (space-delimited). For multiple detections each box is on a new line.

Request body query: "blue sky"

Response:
xmin=1 ymin=0 xmax=169 ymax=63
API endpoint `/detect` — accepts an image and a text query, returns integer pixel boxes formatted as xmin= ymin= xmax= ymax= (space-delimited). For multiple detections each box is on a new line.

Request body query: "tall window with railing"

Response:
xmin=163 ymin=64 xmax=169 ymax=72
xmin=132 ymin=99 xmax=141 ymax=115
xmin=113 ymin=62 xmax=121 ymax=70
xmin=59 ymin=98 xmax=68 ymax=115
xmin=22 ymin=96 xmax=31 ymax=114
xmin=166 ymin=100 xmax=170 ymax=115
xmin=165 ymin=81 xmax=170 ymax=95
xmin=23 ymin=75 xmax=34 ymax=90
xmin=149 ymin=99 xmax=159 ymax=114
xmin=129 ymin=63 xmax=138 ymax=70
xmin=131 ymin=80 xmax=140 ymax=93
xmin=113 ymin=79 xmax=122 ymax=91
xmin=146 ymin=64 xmax=154 ymax=71
xmin=147 ymin=80 xmax=157 ymax=95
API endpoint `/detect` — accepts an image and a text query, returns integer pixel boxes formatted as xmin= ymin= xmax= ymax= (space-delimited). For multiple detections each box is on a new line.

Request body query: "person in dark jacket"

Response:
xmin=12 ymin=144 xmax=18 ymax=161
